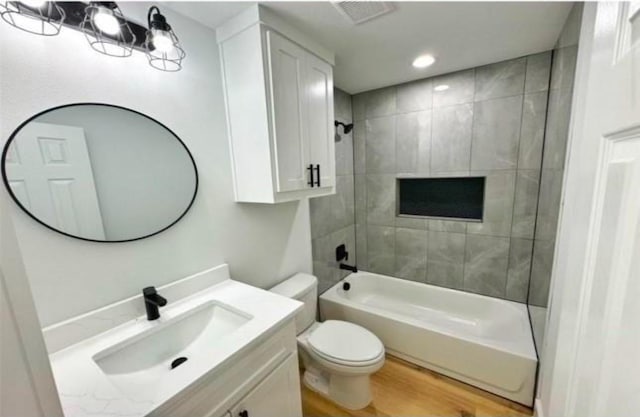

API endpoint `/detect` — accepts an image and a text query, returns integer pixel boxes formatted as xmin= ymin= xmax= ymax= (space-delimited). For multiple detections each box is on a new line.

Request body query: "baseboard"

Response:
xmin=534 ymin=399 xmax=544 ymax=417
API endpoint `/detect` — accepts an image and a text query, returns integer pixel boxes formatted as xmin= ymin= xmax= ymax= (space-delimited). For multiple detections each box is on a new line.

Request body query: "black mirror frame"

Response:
xmin=1 ymin=102 xmax=199 ymax=243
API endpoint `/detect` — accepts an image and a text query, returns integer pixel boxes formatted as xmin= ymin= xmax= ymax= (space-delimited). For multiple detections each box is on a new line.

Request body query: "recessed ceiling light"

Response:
xmin=412 ymin=54 xmax=435 ymax=68
xmin=434 ymin=84 xmax=449 ymax=92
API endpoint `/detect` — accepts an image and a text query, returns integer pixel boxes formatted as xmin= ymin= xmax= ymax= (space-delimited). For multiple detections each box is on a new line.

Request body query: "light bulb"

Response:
xmin=20 ymin=0 xmax=46 ymax=8
xmin=152 ymin=30 xmax=174 ymax=53
xmin=412 ymin=54 xmax=435 ymax=69
xmin=93 ymin=8 xmax=120 ymax=35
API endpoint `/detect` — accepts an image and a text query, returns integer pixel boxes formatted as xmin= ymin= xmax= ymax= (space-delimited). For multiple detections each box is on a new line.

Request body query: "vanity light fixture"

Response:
xmin=144 ymin=6 xmax=185 ymax=72
xmin=19 ymin=0 xmax=44 ymax=6
xmin=0 ymin=2 xmax=186 ymax=71
xmin=434 ymin=84 xmax=450 ymax=92
xmin=81 ymin=2 xmax=136 ymax=57
xmin=91 ymin=3 xmax=119 ymax=35
xmin=0 ymin=1 xmax=65 ymax=36
xmin=412 ymin=54 xmax=435 ymax=69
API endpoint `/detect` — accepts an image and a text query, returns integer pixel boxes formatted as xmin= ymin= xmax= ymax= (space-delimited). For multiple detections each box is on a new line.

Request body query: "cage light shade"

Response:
xmin=145 ymin=6 xmax=185 ymax=72
xmin=81 ymin=2 xmax=135 ymax=57
xmin=0 ymin=1 xmax=65 ymax=36
xmin=145 ymin=28 xmax=185 ymax=71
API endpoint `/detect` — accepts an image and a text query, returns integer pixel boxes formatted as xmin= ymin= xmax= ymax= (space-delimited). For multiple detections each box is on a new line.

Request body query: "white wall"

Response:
xmin=0 ymin=276 xmax=43 ymax=417
xmin=39 ymin=105 xmax=197 ymax=241
xmin=0 ymin=197 xmax=63 ymax=417
xmin=0 ymin=3 xmax=312 ymax=327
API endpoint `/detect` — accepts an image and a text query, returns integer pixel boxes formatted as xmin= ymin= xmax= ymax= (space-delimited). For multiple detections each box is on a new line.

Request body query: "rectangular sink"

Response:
xmin=92 ymin=300 xmax=251 ymax=396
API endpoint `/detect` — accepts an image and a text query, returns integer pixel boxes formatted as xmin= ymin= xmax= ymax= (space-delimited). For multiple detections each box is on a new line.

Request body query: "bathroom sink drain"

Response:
xmin=171 ymin=357 xmax=188 ymax=370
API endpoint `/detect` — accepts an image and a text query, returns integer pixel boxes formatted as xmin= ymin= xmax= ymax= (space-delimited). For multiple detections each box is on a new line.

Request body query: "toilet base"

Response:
xmin=296 ymin=322 xmax=384 ymax=411
xmin=302 ymin=366 xmax=373 ymax=410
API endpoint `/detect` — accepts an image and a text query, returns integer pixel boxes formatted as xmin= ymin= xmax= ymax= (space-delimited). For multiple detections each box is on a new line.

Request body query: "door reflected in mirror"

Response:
xmin=2 ymin=104 xmax=198 ymax=242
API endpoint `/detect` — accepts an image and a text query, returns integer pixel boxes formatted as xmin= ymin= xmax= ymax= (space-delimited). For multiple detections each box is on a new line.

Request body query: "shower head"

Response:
xmin=335 ymin=121 xmax=354 ymax=135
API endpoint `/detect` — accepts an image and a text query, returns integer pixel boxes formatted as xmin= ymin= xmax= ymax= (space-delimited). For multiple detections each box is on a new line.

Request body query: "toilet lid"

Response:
xmin=308 ymin=320 xmax=384 ymax=364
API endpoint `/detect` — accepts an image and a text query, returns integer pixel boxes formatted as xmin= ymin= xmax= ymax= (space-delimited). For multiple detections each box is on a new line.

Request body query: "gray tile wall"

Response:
xmin=528 ymin=5 xmax=582 ymax=310
xmin=352 ymin=52 xmax=552 ymax=303
xmin=310 ymin=88 xmax=356 ymax=294
xmin=528 ymin=1 xmax=582 ymax=357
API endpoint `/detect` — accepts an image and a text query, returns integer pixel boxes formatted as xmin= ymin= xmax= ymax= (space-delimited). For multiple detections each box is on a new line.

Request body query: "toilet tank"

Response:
xmin=270 ymin=273 xmax=317 ymax=334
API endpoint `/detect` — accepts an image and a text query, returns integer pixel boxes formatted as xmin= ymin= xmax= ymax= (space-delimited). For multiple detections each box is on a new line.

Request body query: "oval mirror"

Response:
xmin=2 ymin=103 xmax=198 ymax=242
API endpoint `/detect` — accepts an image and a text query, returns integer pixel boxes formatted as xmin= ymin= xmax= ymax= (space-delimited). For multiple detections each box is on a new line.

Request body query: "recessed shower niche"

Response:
xmin=397 ymin=177 xmax=485 ymax=221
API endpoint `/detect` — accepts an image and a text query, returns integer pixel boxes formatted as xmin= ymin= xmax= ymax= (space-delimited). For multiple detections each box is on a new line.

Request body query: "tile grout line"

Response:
xmin=525 ymin=49 xmax=556 ymax=312
xmin=461 ymin=68 xmax=478 ymax=292
xmin=352 ymin=90 xmax=533 ymax=123
xmin=392 ymin=89 xmax=399 ymax=278
xmin=425 ymin=80 xmax=435 ymax=284
xmin=504 ymin=57 xmax=555 ymax=300
xmin=505 ymin=64 xmax=529 ymax=299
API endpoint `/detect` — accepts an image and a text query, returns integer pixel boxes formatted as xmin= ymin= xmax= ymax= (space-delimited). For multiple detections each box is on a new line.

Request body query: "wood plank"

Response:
xmin=302 ymin=355 xmax=532 ymax=417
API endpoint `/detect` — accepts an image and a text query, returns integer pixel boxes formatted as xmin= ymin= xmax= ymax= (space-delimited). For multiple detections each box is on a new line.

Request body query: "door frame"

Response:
xmin=536 ymin=3 xmax=640 ymax=416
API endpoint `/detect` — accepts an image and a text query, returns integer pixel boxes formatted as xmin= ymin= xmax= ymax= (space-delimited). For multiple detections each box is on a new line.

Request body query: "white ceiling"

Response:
xmin=167 ymin=1 xmax=573 ymax=94
xmin=165 ymin=1 xmax=255 ymax=30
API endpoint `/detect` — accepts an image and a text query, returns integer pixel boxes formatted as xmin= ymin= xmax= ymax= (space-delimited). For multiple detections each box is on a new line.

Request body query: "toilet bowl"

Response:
xmin=270 ymin=274 xmax=385 ymax=410
xmin=298 ymin=320 xmax=385 ymax=409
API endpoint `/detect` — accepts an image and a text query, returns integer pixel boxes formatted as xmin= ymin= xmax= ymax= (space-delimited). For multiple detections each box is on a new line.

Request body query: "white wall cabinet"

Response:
xmin=218 ymin=5 xmax=336 ymax=203
xmin=303 ymin=52 xmax=335 ymax=190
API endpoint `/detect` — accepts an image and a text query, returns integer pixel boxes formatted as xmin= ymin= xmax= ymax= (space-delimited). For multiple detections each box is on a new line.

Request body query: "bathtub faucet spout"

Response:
xmin=339 ymin=263 xmax=358 ymax=273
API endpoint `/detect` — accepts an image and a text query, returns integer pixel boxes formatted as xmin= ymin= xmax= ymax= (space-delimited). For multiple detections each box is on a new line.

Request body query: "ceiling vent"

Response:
xmin=332 ymin=2 xmax=395 ymax=25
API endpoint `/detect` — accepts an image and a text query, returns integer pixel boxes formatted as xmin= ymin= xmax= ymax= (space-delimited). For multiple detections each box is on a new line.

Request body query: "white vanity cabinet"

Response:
xmin=217 ymin=5 xmax=336 ymax=203
xmin=229 ymin=355 xmax=301 ymax=417
xmin=153 ymin=321 xmax=302 ymax=417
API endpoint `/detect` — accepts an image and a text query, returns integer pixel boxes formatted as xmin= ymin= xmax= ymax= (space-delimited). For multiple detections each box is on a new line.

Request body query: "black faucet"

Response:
xmin=339 ymin=263 xmax=358 ymax=273
xmin=143 ymin=286 xmax=167 ymax=320
xmin=336 ymin=244 xmax=358 ymax=273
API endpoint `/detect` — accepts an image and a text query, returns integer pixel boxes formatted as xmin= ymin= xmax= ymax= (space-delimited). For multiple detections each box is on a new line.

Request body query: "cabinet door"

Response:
xmin=266 ymin=30 xmax=310 ymax=193
xmin=304 ymin=53 xmax=335 ymax=188
xmin=230 ymin=354 xmax=302 ymax=417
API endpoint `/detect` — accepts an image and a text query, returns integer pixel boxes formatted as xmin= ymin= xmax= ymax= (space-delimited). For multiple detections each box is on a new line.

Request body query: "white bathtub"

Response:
xmin=319 ymin=271 xmax=537 ymax=406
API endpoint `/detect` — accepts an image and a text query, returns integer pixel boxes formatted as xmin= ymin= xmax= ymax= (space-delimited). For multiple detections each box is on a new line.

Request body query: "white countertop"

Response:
xmin=49 ymin=279 xmax=302 ymax=417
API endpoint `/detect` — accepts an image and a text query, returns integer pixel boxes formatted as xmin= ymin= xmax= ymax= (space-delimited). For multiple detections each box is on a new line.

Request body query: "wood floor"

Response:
xmin=301 ymin=355 xmax=533 ymax=417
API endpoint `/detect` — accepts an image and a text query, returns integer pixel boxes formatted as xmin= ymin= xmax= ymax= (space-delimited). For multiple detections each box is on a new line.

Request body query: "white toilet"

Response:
xmin=271 ymin=273 xmax=385 ymax=410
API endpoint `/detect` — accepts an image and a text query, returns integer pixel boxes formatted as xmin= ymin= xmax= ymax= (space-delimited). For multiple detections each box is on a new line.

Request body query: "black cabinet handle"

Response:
xmin=307 ymin=164 xmax=315 ymax=187
xmin=315 ymin=164 xmax=321 ymax=187
xmin=239 ymin=411 xmax=249 ymax=417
